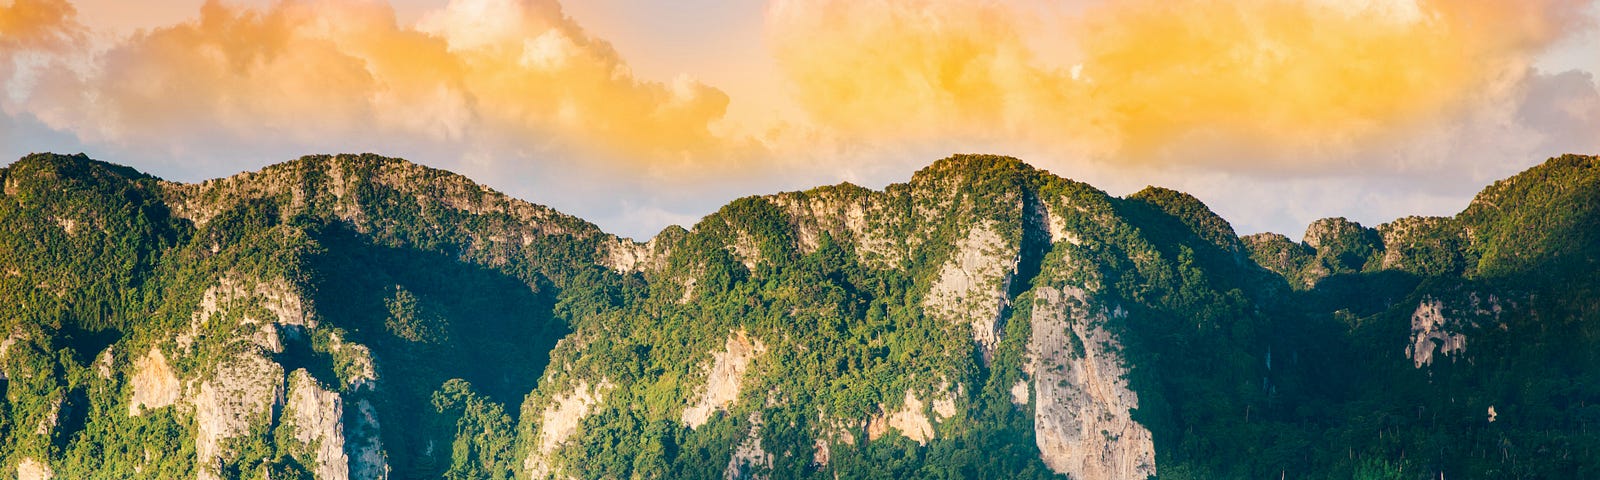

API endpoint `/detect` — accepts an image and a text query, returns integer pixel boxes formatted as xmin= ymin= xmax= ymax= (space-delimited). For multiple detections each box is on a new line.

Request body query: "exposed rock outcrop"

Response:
xmin=812 ymin=437 xmax=831 ymax=467
xmin=282 ymin=369 xmax=350 ymax=480
xmin=767 ymin=186 xmax=876 ymax=258
xmin=725 ymin=228 xmax=763 ymax=270
xmin=0 ymin=328 xmax=24 ymax=380
xmin=94 ymin=346 xmax=114 ymax=379
xmin=192 ymin=352 xmax=285 ymax=480
xmin=810 ymin=411 xmax=856 ymax=467
xmin=923 ymin=221 xmax=1020 ymax=355
xmin=683 ymin=331 xmax=768 ymax=429
xmin=35 ymin=397 xmax=60 ymax=435
xmin=179 ymin=276 xmax=315 ymax=354
xmin=128 ymin=347 xmax=181 ymax=416
xmin=867 ymin=390 xmax=935 ymax=445
xmin=602 ymin=236 xmax=670 ymax=273
xmin=1028 ymin=286 xmax=1156 ymax=479
xmin=325 ymin=332 xmax=377 ymax=391
xmin=52 ymin=216 xmax=77 ymax=235
xmin=931 ymin=380 xmax=959 ymax=420
xmin=165 ymin=274 xmax=391 ymax=478
xmin=16 ymin=458 xmax=52 ymax=480
xmin=1010 ymin=380 xmax=1030 ymax=406
xmin=725 ymin=412 xmax=773 ymax=480
xmin=1406 ymin=298 xmax=1468 ymax=368
xmin=526 ymin=378 xmax=613 ymax=479
xmin=349 ymin=399 xmax=390 ymax=480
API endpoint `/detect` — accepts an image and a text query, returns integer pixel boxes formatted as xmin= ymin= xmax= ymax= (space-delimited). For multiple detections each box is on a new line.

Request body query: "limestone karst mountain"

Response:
xmin=1 ymin=152 xmax=1597 ymax=479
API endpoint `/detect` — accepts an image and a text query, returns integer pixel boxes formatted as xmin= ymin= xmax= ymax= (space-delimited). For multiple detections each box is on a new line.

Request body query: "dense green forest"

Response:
xmin=0 ymin=152 xmax=1596 ymax=479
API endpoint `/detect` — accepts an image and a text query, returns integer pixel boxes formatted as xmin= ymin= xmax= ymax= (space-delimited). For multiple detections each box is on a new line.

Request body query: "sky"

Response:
xmin=1 ymin=0 xmax=1597 ymax=240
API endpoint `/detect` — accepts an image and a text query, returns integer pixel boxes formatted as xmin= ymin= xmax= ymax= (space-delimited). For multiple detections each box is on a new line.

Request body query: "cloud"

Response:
xmin=1079 ymin=0 xmax=1592 ymax=164
xmin=415 ymin=0 xmax=735 ymax=156
xmin=1 ymin=0 xmax=83 ymax=132
xmin=766 ymin=0 xmax=1597 ymax=168
xmin=0 ymin=0 xmax=81 ymax=50
xmin=11 ymin=0 xmax=1591 ymax=176
xmin=1518 ymin=69 xmax=1600 ymax=153
xmin=6 ymin=0 xmax=739 ymax=165
xmin=764 ymin=0 xmax=1098 ymax=149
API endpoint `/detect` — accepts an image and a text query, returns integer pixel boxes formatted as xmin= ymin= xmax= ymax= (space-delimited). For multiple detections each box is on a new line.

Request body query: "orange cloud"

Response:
xmin=0 ymin=0 xmax=80 ymax=50
xmin=4 ymin=0 xmax=1594 ymax=177
xmin=767 ymin=0 xmax=1596 ymax=165
xmin=416 ymin=0 xmax=733 ymax=154
xmin=13 ymin=0 xmax=735 ymax=162
xmin=765 ymin=0 xmax=1099 ymax=147
xmin=1080 ymin=0 xmax=1592 ymax=159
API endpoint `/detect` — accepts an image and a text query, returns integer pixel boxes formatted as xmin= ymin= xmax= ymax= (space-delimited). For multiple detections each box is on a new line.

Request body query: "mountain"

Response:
xmin=0 ymin=152 xmax=1596 ymax=480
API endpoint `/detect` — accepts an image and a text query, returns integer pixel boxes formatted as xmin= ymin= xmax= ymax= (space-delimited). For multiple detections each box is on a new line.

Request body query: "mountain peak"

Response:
xmin=1459 ymin=153 xmax=1600 ymax=276
xmin=924 ymin=153 xmax=1032 ymax=170
xmin=176 ymin=152 xmax=597 ymax=234
xmin=4 ymin=152 xmax=155 ymax=191
xmin=1126 ymin=186 xmax=1240 ymax=251
xmin=912 ymin=154 xmax=1039 ymax=184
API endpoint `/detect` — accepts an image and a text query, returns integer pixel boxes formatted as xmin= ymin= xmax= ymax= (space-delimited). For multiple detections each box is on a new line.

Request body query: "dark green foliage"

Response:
xmin=1242 ymin=232 xmax=1315 ymax=286
xmin=383 ymin=286 xmax=447 ymax=344
xmin=1376 ymin=217 xmax=1470 ymax=278
xmin=1304 ymin=217 xmax=1384 ymax=275
xmin=434 ymin=379 xmax=519 ymax=480
xmin=1127 ymin=186 xmax=1241 ymax=254
xmin=1459 ymin=154 xmax=1600 ymax=278
xmin=292 ymin=199 xmax=567 ymax=478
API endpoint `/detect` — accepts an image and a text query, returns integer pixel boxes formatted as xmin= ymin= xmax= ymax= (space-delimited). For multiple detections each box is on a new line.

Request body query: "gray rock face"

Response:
xmin=923 ymin=221 xmax=1020 ymax=356
xmin=283 ymin=370 xmax=351 ymax=480
xmin=725 ymin=412 xmax=774 ymax=480
xmin=349 ymin=399 xmax=391 ymax=480
xmin=169 ymin=275 xmax=385 ymax=479
xmin=193 ymin=352 xmax=284 ymax=480
xmin=683 ymin=331 xmax=767 ymax=429
xmin=525 ymin=377 xmax=613 ymax=479
xmin=1406 ymin=294 xmax=1505 ymax=369
xmin=1028 ymin=286 xmax=1156 ymax=480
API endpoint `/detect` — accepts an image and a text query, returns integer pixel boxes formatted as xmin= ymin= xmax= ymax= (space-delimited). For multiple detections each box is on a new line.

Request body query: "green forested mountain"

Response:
xmin=0 ymin=152 xmax=1596 ymax=480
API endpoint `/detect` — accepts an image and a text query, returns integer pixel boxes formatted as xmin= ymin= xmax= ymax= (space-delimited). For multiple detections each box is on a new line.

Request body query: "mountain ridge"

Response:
xmin=16 ymin=150 xmax=1582 ymax=255
xmin=0 ymin=151 xmax=1597 ymax=479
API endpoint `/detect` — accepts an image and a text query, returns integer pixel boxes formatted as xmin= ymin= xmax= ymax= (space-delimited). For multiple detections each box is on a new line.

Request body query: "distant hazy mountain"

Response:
xmin=1 ymin=152 xmax=1596 ymax=479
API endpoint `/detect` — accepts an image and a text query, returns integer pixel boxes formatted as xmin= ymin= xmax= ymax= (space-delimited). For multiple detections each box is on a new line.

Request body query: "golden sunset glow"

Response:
xmin=0 ymin=0 xmax=64 ymax=42
xmin=769 ymin=0 xmax=1594 ymax=162
xmin=6 ymin=0 xmax=735 ymax=161
xmin=2 ymin=0 xmax=1598 ymax=237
